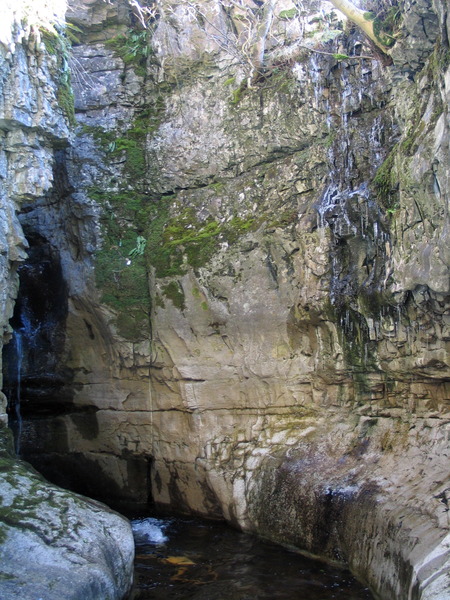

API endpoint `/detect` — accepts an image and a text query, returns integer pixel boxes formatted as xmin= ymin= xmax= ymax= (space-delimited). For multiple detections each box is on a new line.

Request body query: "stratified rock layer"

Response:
xmin=0 ymin=7 xmax=134 ymax=599
xmin=1 ymin=1 xmax=449 ymax=600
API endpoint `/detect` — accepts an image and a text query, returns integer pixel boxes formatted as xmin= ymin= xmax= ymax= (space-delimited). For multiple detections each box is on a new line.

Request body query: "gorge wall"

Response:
xmin=0 ymin=0 xmax=449 ymax=599
xmin=0 ymin=3 xmax=134 ymax=598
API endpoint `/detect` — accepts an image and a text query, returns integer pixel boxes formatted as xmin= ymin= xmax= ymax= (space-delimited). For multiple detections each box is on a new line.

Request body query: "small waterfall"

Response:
xmin=7 ymin=305 xmax=38 ymax=454
xmin=9 ymin=329 xmax=24 ymax=454
xmin=131 ymin=517 xmax=169 ymax=545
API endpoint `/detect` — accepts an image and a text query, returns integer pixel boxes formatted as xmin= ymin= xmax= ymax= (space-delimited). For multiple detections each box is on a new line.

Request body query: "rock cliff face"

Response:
xmin=0 ymin=5 xmax=134 ymax=598
xmin=1 ymin=0 xmax=449 ymax=599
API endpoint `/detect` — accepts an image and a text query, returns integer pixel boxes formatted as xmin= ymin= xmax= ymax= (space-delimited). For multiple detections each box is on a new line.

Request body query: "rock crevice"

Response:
xmin=0 ymin=1 xmax=449 ymax=599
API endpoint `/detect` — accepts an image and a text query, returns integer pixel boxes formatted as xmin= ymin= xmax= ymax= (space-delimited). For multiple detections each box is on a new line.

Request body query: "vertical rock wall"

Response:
xmin=0 ymin=5 xmax=70 ymax=421
xmin=136 ymin=4 xmax=450 ymax=597
xmin=1 ymin=0 xmax=153 ymax=509
xmin=0 ymin=6 xmax=135 ymax=599
xmin=1 ymin=1 xmax=449 ymax=599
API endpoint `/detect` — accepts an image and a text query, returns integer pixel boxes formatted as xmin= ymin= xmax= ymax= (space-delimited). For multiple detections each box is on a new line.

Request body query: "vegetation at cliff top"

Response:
xmin=1 ymin=0 xmax=67 ymax=35
xmin=121 ymin=0 xmax=400 ymax=89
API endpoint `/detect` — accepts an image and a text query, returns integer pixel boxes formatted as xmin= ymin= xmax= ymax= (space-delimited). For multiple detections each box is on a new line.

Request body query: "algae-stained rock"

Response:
xmin=1 ymin=1 xmax=449 ymax=599
xmin=0 ymin=427 xmax=134 ymax=600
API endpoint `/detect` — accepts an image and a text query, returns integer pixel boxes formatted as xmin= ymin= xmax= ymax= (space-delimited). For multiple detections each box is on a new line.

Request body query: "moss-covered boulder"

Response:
xmin=0 ymin=426 xmax=134 ymax=600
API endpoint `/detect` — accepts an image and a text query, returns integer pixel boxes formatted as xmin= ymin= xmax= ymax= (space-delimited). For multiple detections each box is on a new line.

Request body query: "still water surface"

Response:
xmin=128 ymin=515 xmax=374 ymax=600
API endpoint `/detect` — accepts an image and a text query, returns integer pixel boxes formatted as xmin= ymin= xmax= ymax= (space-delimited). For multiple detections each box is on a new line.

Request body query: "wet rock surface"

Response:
xmin=0 ymin=7 xmax=134 ymax=599
xmin=0 ymin=1 xmax=449 ymax=599
xmin=0 ymin=427 xmax=134 ymax=600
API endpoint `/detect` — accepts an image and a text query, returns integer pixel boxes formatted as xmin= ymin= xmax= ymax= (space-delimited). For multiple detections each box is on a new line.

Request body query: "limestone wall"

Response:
xmin=0 ymin=6 xmax=70 ymax=421
xmin=121 ymin=1 xmax=450 ymax=597
xmin=0 ymin=5 xmax=135 ymax=598
xmin=1 ymin=0 xmax=449 ymax=599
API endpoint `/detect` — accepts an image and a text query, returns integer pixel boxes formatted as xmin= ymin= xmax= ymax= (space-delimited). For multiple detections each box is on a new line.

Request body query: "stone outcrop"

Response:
xmin=0 ymin=427 xmax=134 ymax=600
xmin=0 ymin=1 xmax=449 ymax=599
xmin=0 ymin=6 xmax=134 ymax=599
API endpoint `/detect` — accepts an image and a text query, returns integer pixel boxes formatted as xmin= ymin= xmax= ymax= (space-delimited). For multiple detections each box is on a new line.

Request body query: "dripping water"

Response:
xmin=10 ymin=329 xmax=23 ymax=454
xmin=6 ymin=303 xmax=38 ymax=455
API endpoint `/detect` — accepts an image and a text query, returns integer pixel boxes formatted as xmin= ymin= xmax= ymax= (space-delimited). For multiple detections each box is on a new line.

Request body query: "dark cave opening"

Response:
xmin=2 ymin=231 xmax=72 ymax=429
xmin=2 ymin=228 xmax=152 ymax=511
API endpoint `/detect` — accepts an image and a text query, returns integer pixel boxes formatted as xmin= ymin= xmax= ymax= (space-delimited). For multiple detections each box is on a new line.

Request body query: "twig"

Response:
xmin=299 ymin=44 xmax=375 ymax=60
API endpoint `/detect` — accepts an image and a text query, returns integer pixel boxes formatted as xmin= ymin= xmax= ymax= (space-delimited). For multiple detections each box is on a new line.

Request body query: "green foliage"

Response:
xmin=365 ymin=5 xmax=401 ymax=49
xmin=89 ymin=188 xmax=151 ymax=225
xmin=150 ymin=206 xmax=221 ymax=275
xmin=145 ymin=196 xmax=183 ymax=278
xmin=38 ymin=25 xmax=76 ymax=126
xmin=164 ymin=218 xmax=221 ymax=246
xmin=112 ymin=137 xmax=146 ymax=179
xmin=230 ymin=82 xmax=248 ymax=105
xmin=91 ymin=189 xmax=151 ymax=340
xmin=129 ymin=235 xmax=147 ymax=258
xmin=145 ymin=196 xmax=260 ymax=278
xmin=106 ymin=30 xmax=150 ymax=77
xmin=381 ymin=5 xmax=402 ymax=37
xmin=372 ymin=146 xmax=399 ymax=210
xmin=223 ymin=216 xmax=257 ymax=245
xmin=372 ymin=18 xmax=396 ymax=48
xmin=57 ymin=79 xmax=76 ymax=127
xmin=94 ymin=227 xmax=150 ymax=339
xmin=333 ymin=53 xmax=350 ymax=61
xmin=65 ymin=22 xmax=84 ymax=45
xmin=162 ymin=282 xmax=185 ymax=311
xmin=85 ymin=119 xmax=148 ymax=181
xmin=40 ymin=26 xmax=59 ymax=54
xmin=278 ymin=8 xmax=298 ymax=20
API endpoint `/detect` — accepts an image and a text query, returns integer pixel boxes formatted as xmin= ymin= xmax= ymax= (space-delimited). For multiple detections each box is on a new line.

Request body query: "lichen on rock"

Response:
xmin=0 ymin=426 xmax=134 ymax=600
xmin=1 ymin=0 xmax=450 ymax=599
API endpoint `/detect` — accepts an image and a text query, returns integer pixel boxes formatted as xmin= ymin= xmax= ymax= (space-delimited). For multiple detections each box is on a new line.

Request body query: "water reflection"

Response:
xmin=128 ymin=516 xmax=374 ymax=600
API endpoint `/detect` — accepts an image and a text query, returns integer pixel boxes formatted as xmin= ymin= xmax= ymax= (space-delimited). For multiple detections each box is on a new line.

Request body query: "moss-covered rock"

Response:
xmin=0 ymin=426 xmax=134 ymax=600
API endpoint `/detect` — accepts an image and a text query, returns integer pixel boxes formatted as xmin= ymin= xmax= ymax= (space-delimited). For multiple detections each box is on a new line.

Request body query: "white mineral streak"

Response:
xmin=0 ymin=0 xmax=449 ymax=599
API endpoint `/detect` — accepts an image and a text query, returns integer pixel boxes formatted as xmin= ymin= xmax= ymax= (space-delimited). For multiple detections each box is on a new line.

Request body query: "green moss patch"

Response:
xmin=364 ymin=7 xmax=400 ymax=49
xmin=162 ymin=282 xmax=185 ymax=311
xmin=145 ymin=196 xmax=260 ymax=278
xmin=83 ymin=102 xmax=166 ymax=183
xmin=91 ymin=190 xmax=151 ymax=340
xmin=37 ymin=26 xmax=76 ymax=126
xmin=57 ymin=81 xmax=76 ymax=127
xmin=372 ymin=145 xmax=399 ymax=210
xmin=106 ymin=30 xmax=150 ymax=78
xmin=84 ymin=121 xmax=145 ymax=182
xmin=279 ymin=8 xmax=298 ymax=20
